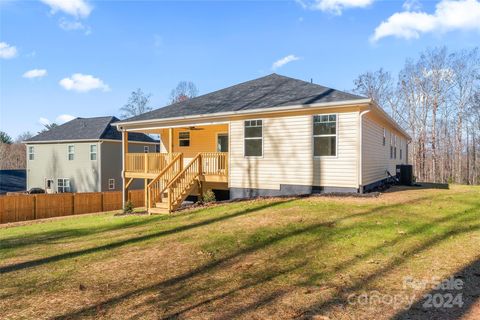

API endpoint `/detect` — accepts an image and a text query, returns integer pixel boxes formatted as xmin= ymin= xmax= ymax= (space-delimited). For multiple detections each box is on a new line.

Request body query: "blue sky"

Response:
xmin=1 ymin=0 xmax=480 ymax=138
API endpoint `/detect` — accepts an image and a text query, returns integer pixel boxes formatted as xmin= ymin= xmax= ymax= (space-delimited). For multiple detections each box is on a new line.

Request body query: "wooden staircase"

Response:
xmin=147 ymin=152 xmax=228 ymax=214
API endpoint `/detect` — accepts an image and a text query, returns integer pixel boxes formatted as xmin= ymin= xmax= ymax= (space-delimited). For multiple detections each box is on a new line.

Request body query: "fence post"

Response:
xmin=72 ymin=193 xmax=75 ymax=215
xmin=33 ymin=195 xmax=37 ymax=220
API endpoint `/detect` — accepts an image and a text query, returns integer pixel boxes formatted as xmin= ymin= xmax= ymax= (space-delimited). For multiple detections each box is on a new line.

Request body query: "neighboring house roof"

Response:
xmin=0 ymin=170 xmax=26 ymax=194
xmin=25 ymin=116 xmax=157 ymax=143
xmin=120 ymin=73 xmax=366 ymax=123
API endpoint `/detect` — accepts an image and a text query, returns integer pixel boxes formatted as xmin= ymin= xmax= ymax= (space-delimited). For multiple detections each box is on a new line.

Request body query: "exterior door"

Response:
xmin=217 ymin=133 xmax=228 ymax=152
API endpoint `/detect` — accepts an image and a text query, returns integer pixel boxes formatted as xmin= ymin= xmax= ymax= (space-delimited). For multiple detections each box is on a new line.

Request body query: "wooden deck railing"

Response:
xmin=147 ymin=153 xmax=183 ymax=208
xmin=201 ymin=152 xmax=228 ymax=176
xmin=126 ymin=153 xmax=180 ymax=174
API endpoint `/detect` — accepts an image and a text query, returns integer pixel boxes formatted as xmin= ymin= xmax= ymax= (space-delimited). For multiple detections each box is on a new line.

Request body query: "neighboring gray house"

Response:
xmin=24 ymin=116 xmax=158 ymax=193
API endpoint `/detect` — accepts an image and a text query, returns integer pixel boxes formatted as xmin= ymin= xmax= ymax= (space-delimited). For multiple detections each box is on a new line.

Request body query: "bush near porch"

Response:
xmin=0 ymin=185 xmax=479 ymax=319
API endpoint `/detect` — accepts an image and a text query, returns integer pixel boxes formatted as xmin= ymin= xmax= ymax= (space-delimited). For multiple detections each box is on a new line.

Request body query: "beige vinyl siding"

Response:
xmin=313 ymin=112 xmax=359 ymax=188
xmin=229 ymin=111 xmax=360 ymax=190
xmin=362 ymin=113 xmax=408 ymax=186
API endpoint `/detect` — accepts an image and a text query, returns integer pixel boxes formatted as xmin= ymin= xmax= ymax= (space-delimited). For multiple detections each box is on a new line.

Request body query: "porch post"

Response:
xmin=122 ymin=130 xmax=129 ymax=209
xmin=169 ymin=128 xmax=174 ymax=153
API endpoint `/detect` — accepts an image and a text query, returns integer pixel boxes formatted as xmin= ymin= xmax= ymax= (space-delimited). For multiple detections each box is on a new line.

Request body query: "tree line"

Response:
xmin=352 ymin=47 xmax=480 ymax=185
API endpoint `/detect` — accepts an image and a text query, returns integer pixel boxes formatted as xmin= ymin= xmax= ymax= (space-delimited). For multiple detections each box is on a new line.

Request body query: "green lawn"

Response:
xmin=1 ymin=185 xmax=479 ymax=319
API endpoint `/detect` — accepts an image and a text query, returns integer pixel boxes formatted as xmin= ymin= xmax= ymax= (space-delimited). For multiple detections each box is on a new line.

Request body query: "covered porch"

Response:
xmin=121 ymin=123 xmax=229 ymax=213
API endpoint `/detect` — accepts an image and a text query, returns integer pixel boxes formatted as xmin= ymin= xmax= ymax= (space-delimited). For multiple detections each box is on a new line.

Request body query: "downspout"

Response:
xmin=121 ymin=127 xmax=126 ymax=210
xmin=358 ymin=109 xmax=371 ymax=193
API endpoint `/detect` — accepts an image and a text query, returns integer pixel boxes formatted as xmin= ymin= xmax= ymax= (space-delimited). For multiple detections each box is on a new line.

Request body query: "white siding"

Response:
xmin=229 ymin=111 xmax=360 ymax=190
xmin=362 ymin=114 xmax=408 ymax=186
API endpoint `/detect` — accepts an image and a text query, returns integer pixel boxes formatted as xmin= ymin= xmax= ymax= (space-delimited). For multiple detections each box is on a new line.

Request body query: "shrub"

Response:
xmin=202 ymin=189 xmax=216 ymax=203
xmin=123 ymin=200 xmax=134 ymax=214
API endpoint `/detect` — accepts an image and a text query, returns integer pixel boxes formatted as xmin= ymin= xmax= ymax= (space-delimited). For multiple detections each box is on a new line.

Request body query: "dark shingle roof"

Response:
xmin=26 ymin=116 xmax=157 ymax=143
xmin=122 ymin=73 xmax=366 ymax=123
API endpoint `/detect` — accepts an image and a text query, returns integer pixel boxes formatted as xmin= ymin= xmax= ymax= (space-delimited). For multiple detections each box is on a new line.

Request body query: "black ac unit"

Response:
xmin=396 ymin=165 xmax=413 ymax=186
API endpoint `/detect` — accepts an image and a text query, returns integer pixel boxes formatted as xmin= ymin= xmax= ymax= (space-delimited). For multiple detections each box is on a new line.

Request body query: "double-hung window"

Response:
xmin=108 ymin=179 xmax=115 ymax=190
xmin=144 ymin=146 xmax=149 ymax=153
xmin=179 ymin=132 xmax=190 ymax=147
xmin=90 ymin=144 xmax=97 ymax=160
xmin=394 ymin=135 xmax=397 ymax=159
xmin=57 ymin=178 xmax=71 ymax=193
xmin=28 ymin=146 xmax=35 ymax=160
xmin=313 ymin=114 xmax=337 ymax=157
xmin=244 ymin=120 xmax=263 ymax=157
xmin=68 ymin=145 xmax=75 ymax=160
xmin=390 ymin=133 xmax=393 ymax=159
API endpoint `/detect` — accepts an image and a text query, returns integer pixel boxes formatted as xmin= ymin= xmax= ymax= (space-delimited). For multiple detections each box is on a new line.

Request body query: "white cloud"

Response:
xmin=59 ymin=18 xmax=91 ymax=34
xmin=56 ymin=114 xmax=76 ymax=123
xmin=371 ymin=0 xmax=480 ymax=42
xmin=0 ymin=42 xmax=17 ymax=59
xmin=272 ymin=54 xmax=301 ymax=70
xmin=39 ymin=114 xmax=76 ymax=126
xmin=39 ymin=117 xmax=51 ymax=126
xmin=59 ymin=73 xmax=110 ymax=92
xmin=296 ymin=0 xmax=374 ymax=15
xmin=40 ymin=0 xmax=92 ymax=18
xmin=402 ymin=0 xmax=422 ymax=11
xmin=23 ymin=69 xmax=48 ymax=79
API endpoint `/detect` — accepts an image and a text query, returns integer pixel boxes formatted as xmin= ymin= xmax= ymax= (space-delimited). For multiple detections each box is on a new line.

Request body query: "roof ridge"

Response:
xmin=98 ymin=116 xmax=116 ymax=139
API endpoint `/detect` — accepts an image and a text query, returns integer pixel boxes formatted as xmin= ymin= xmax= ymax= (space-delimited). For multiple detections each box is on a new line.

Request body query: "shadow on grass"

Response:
xmin=50 ymin=195 xmax=439 ymax=319
xmin=0 ymin=199 xmax=295 ymax=274
xmin=392 ymin=258 xmax=480 ymax=320
xmin=0 ymin=215 xmax=170 ymax=252
xmin=297 ymin=204 xmax=480 ymax=318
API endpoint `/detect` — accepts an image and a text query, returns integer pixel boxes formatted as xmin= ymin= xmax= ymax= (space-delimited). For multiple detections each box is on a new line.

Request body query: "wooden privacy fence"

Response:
xmin=0 ymin=190 xmax=144 ymax=224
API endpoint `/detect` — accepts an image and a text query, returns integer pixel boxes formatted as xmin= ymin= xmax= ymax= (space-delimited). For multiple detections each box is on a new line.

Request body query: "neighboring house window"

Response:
xmin=108 ymin=179 xmax=115 ymax=190
xmin=144 ymin=146 xmax=149 ymax=153
xmin=68 ymin=145 xmax=75 ymax=160
xmin=179 ymin=132 xmax=190 ymax=147
xmin=383 ymin=128 xmax=386 ymax=146
xmin=313 ymin=114 xmax=337 ymax=157
xmin=28 ymin=146 xmax=34 ymax=160
xmin=57 ymin=178 xmax=70 ymax=193
xmin=155 ymin=144 xmax=160 ymax=153
xmin=90 ymin=144 xmax=97 ymax=160
xmin=244 ymin=120 xmax=263 ymax=157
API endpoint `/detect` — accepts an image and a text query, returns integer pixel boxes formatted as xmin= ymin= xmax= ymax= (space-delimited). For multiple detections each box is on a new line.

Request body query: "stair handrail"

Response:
xmin=166 ymin=153 xmax=202 ymax=209
xmin=147 ymin=153 xmax=183 ymax=208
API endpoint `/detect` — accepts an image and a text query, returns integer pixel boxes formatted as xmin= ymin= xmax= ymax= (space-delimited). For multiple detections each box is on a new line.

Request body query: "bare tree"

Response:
xmin=169 ymin=81 xmax=198 ymax=104
xmin=15 ymin=131 xmax=34 ymax=143
xmin=120 ymin=89 xmax=152 ymax=119
xmin=39 ymin=123 xmax=59 ymax=134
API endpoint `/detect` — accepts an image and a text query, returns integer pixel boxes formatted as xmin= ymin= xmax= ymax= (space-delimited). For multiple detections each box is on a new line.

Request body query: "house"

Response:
xmin=24 ymin=116 xmax=158 ymax=193
xmin=114 ymin=74 xmax=410 ymax=213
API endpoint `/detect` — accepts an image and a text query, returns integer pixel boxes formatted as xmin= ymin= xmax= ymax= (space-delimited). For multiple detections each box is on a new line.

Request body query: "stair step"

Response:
xmin=155 ymin=202 xmax=169 ymax=209
xmin=149 ymin=207 xmax=169 ymax=214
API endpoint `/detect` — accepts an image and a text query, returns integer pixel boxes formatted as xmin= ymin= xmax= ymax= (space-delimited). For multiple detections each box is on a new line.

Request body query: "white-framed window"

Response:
xmin=68 ymin=145 xmax=75 ymax=160
xmin=313 ymin=114 xmax=337 ymax=157
xmin=394 ymin=135 xmax=397 ymax=159
xmin=108 ymin=178 xmax=115 ymax=190
xmin=57 ymin=178 xmax=70 ymax=193
xmin=90 ymin=144 xmax=97 ymax=160
xmin=46 ymin=179 xmax=54 ymax=190
xmin=383 ymin=128 xmax=386 ymax=146
xmin=179 ymin=132 xmax=190 ymax=147
xmin=390 ymin=133 xmax=393 ymax=159
xmin=28 ymin=146 xmax=35 ymax=160
xmin=144 ymin=145 xmax=149 ymax=153
xmin=244 ymin=120 xmax=263 ymax=157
